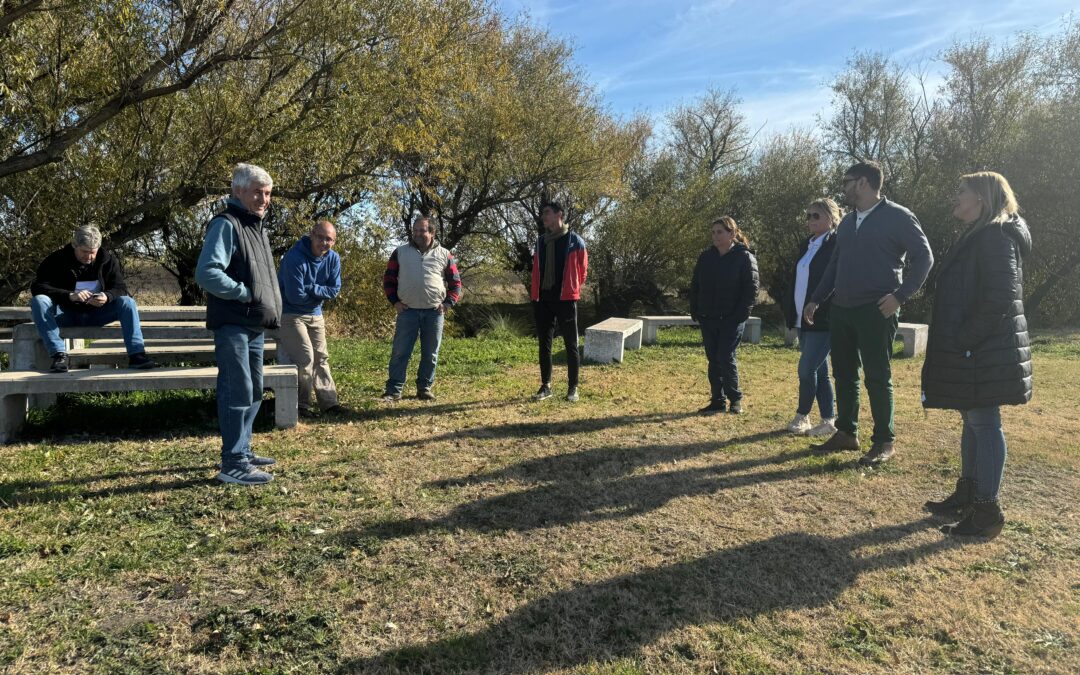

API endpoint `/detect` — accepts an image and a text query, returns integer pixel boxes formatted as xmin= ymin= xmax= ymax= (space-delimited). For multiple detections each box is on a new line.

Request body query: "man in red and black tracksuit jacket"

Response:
xmin=529 ymin=201 xmax=588 ymax=402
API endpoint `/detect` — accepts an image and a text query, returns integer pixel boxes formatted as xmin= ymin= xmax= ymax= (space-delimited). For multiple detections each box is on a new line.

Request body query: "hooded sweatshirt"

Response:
xmin=278 ymin=234 xmax=342 ymax=315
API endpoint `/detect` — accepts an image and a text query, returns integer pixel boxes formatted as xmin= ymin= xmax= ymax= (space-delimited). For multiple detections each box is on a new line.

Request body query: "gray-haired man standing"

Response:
xmin=196 ymin=163 xmax=283 ymax=486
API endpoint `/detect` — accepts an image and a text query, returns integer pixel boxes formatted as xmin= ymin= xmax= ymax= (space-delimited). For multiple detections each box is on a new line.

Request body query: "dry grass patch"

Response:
xmin=0 ymin=327 xmax=1077 ymax=672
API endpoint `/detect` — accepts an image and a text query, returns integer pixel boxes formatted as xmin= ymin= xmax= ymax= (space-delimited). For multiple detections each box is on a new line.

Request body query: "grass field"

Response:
xmin=0 ymin=326 xmax=1077 ymax=673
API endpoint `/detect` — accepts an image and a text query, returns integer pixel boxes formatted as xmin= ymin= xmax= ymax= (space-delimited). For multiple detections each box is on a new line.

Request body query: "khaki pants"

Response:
xmin=278 ymin=313 xmax=338 ymax=411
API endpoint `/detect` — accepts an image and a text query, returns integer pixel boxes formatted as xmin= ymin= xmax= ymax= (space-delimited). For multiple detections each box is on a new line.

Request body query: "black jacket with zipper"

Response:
xmin=921 ymin=216 xmax=1032 ymax=410
xmin=783 ymin=232 xmax=836 ymax=332
xmin=30 ymin=244 xmax=130 ymax=313
xmin=689 ymin=243 xmax=759 ymax=323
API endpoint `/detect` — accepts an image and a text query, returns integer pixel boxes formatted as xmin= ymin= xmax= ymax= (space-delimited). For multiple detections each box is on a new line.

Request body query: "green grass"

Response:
xmin=0 ymin=325 xmax=1077 ymax=672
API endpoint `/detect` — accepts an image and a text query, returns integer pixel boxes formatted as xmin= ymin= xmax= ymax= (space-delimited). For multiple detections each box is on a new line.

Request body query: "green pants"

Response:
xmin=829 ymin=302 xmax=899 ymax=443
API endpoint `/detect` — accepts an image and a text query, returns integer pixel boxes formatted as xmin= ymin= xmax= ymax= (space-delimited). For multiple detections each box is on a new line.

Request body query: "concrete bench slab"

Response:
xmin=584 ymin=318 xmax=643 ymax=364
xmin=636 ymin=315 xmax=762 ymax=345
xmin=0 ymin=305 xmax=207 ymax=322
xmin=66 ymin=343 xmax=279 ymax=368
xmin=896 ymin=322 xmax=929 ymax=358
xmin=12 ymin=322 xmax=278 ymax=372
xmin=637 ymin=316 xmax=697 ymax=345
xmin=0 ymin=364 xmax=298 ymax=443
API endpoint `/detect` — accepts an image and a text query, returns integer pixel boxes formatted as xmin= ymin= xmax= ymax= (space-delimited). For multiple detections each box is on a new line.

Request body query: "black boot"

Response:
xmin=941 ymin=500 xmax=1005 ymax=540
xmin=924 ymin=477 xmax=974 ymax=516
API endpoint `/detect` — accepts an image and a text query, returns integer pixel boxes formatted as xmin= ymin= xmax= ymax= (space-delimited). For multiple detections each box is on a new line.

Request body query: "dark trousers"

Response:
xmin=700 ymin=317 xmax=744 ymax=403
xmin=830 ymin=302 xmax=898 ymax=443
xmin=534 ymin=299 xmax=579 ymax=387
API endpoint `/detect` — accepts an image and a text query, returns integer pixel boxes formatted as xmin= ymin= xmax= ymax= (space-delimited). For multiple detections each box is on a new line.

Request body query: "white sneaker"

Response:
xmin=809 ymin=417 xmax=837 ymax=437
xmin=786 ymin=413 xmax=812 ymax=435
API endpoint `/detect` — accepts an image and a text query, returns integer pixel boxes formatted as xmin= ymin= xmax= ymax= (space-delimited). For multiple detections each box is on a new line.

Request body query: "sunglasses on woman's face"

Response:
xmin=805 ymin=212 xmax=823 ymax=220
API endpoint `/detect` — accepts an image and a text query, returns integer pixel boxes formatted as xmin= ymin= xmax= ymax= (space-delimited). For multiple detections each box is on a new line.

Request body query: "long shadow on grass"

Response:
xmin=339 ymin=518 xmax=952 ymax=673
xmin=357 ymin=399 xmax=520 ymax=423
xmin=392 ymin=411 xmax=699 ymax=448
xmin=428 ymin=430 xmax=787 ymax=487
xmin=350 ymin=437 xmax=833 ymax=540
xmin=0 ymin=464 xmax=218 ymax=506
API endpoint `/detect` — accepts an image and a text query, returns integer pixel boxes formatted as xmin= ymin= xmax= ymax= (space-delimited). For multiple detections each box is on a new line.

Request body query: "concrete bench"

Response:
xmin=11 ymin=322 xmax=277 ymax=371
xmin=67 ymin=342 xmax=278 ymax=368
xmin=584 ymin=318 xmax=643 ymax=364
xmin=637 ymin=316 xmax=698 ymax=345
xmin=0 ymin=364 xmax=298 ymax=443
xmin=0 ymin=305 xmax=207 ymax=322
xmin=635 ymin=315 xmax=762 ymax=345
xmin=896 ymin=322 xmax=929 ymax=358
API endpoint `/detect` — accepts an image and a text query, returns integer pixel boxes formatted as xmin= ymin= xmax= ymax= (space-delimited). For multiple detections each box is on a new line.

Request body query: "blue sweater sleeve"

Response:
xmin=313 ymin=252 xmax=342 ymax=300
xmin=195 ymin=216 xmax=251 ymax=302
xmin=279 ymin=249 xmax=312 ymax=307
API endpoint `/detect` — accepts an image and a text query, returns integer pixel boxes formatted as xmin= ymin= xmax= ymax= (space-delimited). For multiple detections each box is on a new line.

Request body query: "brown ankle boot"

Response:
xmin=925 ymin=478 xmax=974 ymax=516
xmin=810 ymin=430 xmax=860 ymax=454
xmin=941 ymin=500 xmax=1005 ymax=540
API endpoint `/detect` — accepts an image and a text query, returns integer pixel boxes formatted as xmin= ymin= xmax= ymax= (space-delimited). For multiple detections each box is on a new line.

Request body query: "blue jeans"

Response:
xmin=960 ymin=406 xmax=1008 ymax=501
xmin=386 ymin=308 xmax=444 ymax=394
xmin=797 ymin=329 xmax=835 ymax=418
xmin=214 ymin=324 xmax=265 ymax=467
xmin=30 ymin=294 xmax=146 ymax=356
xmin=700 ymin=318 xmax=744 ymax=403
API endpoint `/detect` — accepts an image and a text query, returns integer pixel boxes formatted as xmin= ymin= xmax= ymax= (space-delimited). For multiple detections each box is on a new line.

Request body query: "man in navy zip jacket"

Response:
xmin=278 ymin=219 xmax=344 ymax=418
xmin=804 ymin=161 xmax=933 ymax=466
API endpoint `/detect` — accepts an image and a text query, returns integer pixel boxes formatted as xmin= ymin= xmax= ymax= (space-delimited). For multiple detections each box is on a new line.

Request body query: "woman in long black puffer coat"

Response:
xmin=921 ymin=171 xmax=1032 ymax=540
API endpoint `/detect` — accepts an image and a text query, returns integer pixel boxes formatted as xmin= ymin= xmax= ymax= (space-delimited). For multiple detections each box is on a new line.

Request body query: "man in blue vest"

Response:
xmin=196 ymin=163 xmax=283 ymax=485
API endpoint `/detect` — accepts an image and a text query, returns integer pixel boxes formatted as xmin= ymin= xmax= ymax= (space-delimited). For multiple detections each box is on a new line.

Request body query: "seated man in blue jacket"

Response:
xmin=30 ymin=225 xmax=158 ymax=372
xmin=277 ymin=219 xmax=345 ymax=418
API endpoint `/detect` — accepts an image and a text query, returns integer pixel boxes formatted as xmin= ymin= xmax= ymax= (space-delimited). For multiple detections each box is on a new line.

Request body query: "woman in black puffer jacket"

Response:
xmin=922 ymin=171 xmax=1032 ymax=540
xmin=689 ymin=216 xmax=759 ymax=415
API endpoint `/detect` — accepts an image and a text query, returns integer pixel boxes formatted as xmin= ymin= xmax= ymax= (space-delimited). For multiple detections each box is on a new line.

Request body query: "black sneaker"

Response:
xmin=50 ymin=353 xmax=69 ymax=373
xmin=566 ymin=387 xmax=579 ymax=402
xmin=324 ymin=405 xmax=351 ymax=416
xmin=380 ymin=391 xmax=402 ymax=402
xmin=698 ymin=400 xmax=725 ymax=414
xmin=298 ymin=407 xmax=320 ymax=419
xmin=729 ymin=400 xmax=744 ymax=415
xmin=417 ymin=389 xmax=437 ymax=401
xmin=532 ymin=384 xmax=552 ymax=401
xmin=128 ymin=352 xmax=158 ymax=369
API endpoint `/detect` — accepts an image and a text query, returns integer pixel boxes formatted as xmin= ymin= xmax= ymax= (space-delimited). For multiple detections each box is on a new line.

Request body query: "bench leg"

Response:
xmin=641 ymin=322 xmax=657 ymax=345
xmin=273 ymin=384 xmax=298 ymax=428
xmin=1 ymin=393 xmax=28 ymax=444
xmin=585 ymin=332 xmax=625 ymax=363
xmin=625 ymin=328 xmax=642 ymax=351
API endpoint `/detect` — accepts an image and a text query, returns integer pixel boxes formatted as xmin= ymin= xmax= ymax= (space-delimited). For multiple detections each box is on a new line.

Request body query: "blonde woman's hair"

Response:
xmin=808 ymin=197 xmax=841 ymax=229
xmin=960 ymin=171 xmax=1019 ymax=228
xmin=710 ymin=215 xmax=749 ymax=247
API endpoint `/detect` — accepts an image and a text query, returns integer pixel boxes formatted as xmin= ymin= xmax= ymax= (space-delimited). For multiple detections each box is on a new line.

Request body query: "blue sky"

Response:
xmin=496 ymin=0 xmax=1076 ymax=136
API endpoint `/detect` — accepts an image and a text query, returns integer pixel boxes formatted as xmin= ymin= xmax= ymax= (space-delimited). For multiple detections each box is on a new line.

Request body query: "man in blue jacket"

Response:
xmin=195 ymin=163 xmax=282 ymax=486
xmin=278 ymin=219 xmax=344 ymax=418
